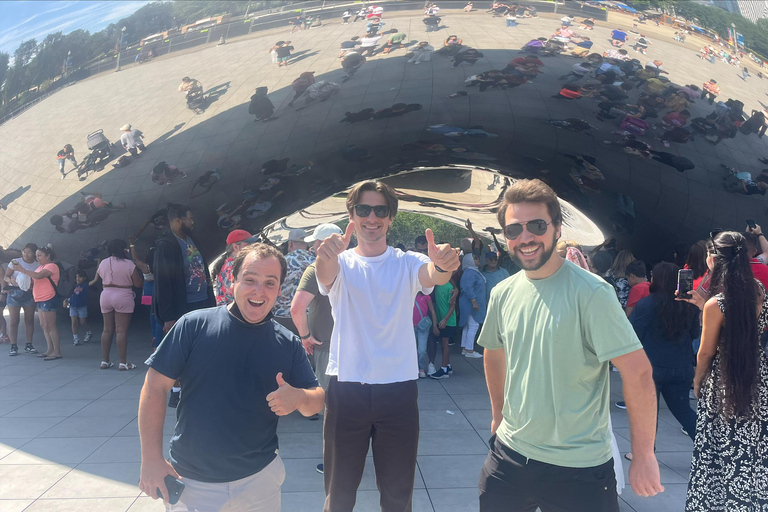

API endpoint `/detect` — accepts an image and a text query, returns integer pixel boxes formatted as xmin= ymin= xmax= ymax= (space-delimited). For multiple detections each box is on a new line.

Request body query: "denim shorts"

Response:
xmin=7 ymin=289 xmax=34 ymax=308
xmin=277 ymin=56 xmax=290 ymax=62
xmin=37 ymin=298 xmax=59 ymax=312
xmin=69 ymin=305 xmax=88 ymax=318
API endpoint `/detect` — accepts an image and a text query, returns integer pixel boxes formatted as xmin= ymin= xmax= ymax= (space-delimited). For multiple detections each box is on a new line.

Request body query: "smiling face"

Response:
xmin=504 ymin=202 xmax=561 ymax=274
xmin=36 ymin=250 xmax=51 ymax=265
xmin=22 ymin=246 xmax=35 ymax=263
xmin=350 ymin=190 xmax=392 ymax=246
xmin=232 ymin=253 xmax=283 ymax=324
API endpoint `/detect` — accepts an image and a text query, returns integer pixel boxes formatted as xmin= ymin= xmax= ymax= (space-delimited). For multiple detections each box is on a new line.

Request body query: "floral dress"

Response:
xmin=686 ymin=283 xmax=768 ymax=511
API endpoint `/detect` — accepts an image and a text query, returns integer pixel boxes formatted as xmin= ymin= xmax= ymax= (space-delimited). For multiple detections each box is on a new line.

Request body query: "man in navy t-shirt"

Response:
xmin=139 ymin=243 xmax=324 ymax=511
xmin=611 ymin=28 xmax=627 ymax=46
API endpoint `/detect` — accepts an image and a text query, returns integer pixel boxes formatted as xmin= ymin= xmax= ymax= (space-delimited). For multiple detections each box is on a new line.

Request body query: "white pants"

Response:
xmin=167 ymin=455 xmax=285 ymax=512
xmin=461 ymin=316 xmax=480 ymax=351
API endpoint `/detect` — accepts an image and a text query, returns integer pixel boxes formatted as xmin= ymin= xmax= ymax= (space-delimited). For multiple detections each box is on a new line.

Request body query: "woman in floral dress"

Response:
xmin=684 ymin=231 xmax=768 ymax=510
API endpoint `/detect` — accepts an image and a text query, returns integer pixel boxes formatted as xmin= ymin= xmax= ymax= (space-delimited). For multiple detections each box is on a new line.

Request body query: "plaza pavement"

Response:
xmin=0 ymin=5 xmax=761 ymax=511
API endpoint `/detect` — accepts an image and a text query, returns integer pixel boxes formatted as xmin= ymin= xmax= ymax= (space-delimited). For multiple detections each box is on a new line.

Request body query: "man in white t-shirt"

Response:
xmin=316 ymin=180 xmax=460 ymax=512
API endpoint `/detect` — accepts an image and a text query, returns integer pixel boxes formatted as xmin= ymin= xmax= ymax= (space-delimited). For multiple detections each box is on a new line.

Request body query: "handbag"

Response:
xmin=415 ymin=299 xmax=432 ymax=332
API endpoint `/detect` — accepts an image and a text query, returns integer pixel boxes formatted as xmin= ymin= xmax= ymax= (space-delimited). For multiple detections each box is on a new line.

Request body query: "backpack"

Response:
xmin=619 ymin=116 xmax=648 ymax=136
xmin=46 ymin=261 xmax=76 ymax=303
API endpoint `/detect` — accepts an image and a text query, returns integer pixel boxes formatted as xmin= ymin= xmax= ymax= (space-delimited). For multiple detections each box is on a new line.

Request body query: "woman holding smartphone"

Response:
xmin=4 ymin=243 xmax=40 ymax=356
xmin=13 ymin=247 xmax=61 ymax=360
xmin=681 ymin=231 xmax=768 ymax=510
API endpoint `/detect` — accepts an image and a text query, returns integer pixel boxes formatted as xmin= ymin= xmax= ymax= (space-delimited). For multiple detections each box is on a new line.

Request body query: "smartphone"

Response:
xmin=157 ymin=475 xmax=185 ymax=505
xmin=677 ymin=269 xmax=693 ymax=299
xmin=747 ymin=219 xmax=757 ymax=229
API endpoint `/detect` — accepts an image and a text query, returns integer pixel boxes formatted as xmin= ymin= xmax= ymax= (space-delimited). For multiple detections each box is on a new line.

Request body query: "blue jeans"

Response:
xmin=652 ymin=366 xmax=696 ymax=442
xmin=506 ymin=19 xmax=517 ymax=27
xmin=414 ymin=324 xmax=430 ymax=372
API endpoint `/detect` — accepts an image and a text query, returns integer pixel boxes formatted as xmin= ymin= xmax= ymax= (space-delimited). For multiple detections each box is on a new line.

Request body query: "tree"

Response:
xmin=13 ymin=39 xmax=38 ymax=67
xmin=0 ymin=52 xmax=9 ymax=103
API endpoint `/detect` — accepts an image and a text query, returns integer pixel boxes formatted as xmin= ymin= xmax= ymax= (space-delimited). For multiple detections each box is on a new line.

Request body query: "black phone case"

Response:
xmin=157 ymin=475 xmax=185 ymax=505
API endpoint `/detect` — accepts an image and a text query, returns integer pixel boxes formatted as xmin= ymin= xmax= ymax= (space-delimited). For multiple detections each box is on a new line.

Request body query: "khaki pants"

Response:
xmin=167 ymin=456 xmax=285 ymax=512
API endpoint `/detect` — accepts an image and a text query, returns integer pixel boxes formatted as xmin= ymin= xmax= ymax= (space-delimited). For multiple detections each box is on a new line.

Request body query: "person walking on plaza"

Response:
xmin=57 ymin=144 xmax=77 ymax=179
xmin=477 ymin=179 xmax=663 ymax=510
xmin=67 ymin=270 xmax=93 ymax=346
xmin=288 ymin=72 xmax=315 ymax=107
xmin=459 ymin=253 xmax=486 ymax=358
xmin=90 ymin=239 xmax=143 ymax=370
xmin=139 ymin=243 xmax=324 ymax=511
xmin=153 ymin=203 xmax=213 ymax=407
xmin=4 ymin=243 xmax=39 ymax=356
xmin=13 ymin=247 xmax=62 ymax=360
xmin=120 ymin=124 xmax=146 ymax=157
xmin=315 ymin=180 xmax=460 ymax=512
xmin=273 ymin=228 xmax=314 ymax=335
xmin=341 ymin=51 xmax=366 ymax=81
xmin=214 ymin=229 xmax=252 ymax=306
xmin=342 ymin=10 xmax=351 ymax=23
xmin=681 ymin=231 xmax=768 ymax=510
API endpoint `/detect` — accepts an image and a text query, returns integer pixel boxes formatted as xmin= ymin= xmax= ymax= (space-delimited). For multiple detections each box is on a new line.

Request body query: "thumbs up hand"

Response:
xmin=316 ymin=222 xmax=355 ymax=262
xmin=425 ymin=229 xmax=461 ymax=273
xmin=266 ymin=372 xmax=299 ymax=416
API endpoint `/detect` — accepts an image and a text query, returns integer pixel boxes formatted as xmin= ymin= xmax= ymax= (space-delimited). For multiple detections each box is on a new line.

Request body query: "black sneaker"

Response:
xmin=9 ymin=344 xmax=18 ymax=356
xmin=168 ymin=390 xmax=180 ymax=408
xmin=24 ymin=344 xmax=38 ymax=354
xmin=446 ymin=364 xmax=453 ymax=375
xmin=615 ymin=401 xmax=627 ymax=410
xmin=429 ymin=368 xmax=450 ymax=379
xmin=316 ymin=463 xmax=324 ymax=474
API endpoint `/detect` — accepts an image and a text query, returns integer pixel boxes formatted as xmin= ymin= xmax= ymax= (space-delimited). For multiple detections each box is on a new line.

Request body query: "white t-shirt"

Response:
xmin=319 ymin=247 xmax=431 ymax=384
xmin=360 ymin=36 xmax=381 ymax=48
xmin=120 ymin=129 xmax=143 ymax=149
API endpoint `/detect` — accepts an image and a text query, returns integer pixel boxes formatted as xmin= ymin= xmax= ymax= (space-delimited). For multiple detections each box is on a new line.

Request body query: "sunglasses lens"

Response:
xmin=373 ymin=206 xmax=389 ymax=218
xmin=354 ymin=205 xmax=372 ymax=217
xmin=528 ymin=220 xmax=548 ymax=236
xmin=504 ymin=224 xmax=523 ymax=240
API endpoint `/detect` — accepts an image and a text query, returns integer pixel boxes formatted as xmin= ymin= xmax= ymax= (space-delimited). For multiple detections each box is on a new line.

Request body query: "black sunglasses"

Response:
xmin=354 ymin=204 xmax=390 ymax=218
xmin=503 ymin=219 xmax=551 ymax=240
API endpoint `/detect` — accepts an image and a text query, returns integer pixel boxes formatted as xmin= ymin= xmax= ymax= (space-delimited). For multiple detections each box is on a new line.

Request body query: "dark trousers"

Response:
xmin=653 ymin=366 xmax=696 ymax=441
xmin=324 ymin=377 xmax=419 ymax=512
xmin=479 ymin=435 xmax=619 ymax=512
xmin=127 ymin=145 xmax=145 ymax=156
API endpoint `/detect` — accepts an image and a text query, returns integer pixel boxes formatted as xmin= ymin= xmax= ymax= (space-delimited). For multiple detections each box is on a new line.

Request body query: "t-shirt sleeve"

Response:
xmin=583 ymin=283 xmax=643 ymax=362
xmin=297 ymin=264 xmax=319 ymax=296
xmin=145 ymin=316 xmax=193 ymax=380
xmin=288 ymin=337 xmax=320 ymax=389
xmin=407 ymin=252 xmax=433 ymax=297
xmin=477 ymin=285 xmax=504 ymax=350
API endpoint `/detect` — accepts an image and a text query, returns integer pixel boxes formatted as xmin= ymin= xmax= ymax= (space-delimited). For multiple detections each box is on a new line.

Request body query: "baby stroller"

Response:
xmin=540 ymin=38 xmax=566 ymax=56
xmin=186 ymin=86 xmax=206 ymax=114
xmin=78 ymin=129 xmax=112 ymax=180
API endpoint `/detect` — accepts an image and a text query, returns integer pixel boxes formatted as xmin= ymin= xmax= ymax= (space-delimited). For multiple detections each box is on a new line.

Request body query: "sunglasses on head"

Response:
xmin=354 ymin=204 xmax=390 ymax=218
xmin=503 ymin=219 xmax=551 ymax=240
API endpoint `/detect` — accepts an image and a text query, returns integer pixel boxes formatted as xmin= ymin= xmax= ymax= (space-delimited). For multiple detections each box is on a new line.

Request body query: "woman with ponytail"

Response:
xmin=684 ymin=231 xmax=768 ymax=510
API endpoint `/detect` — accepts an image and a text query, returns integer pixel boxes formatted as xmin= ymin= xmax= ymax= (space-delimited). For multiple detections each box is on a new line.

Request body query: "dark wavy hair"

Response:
xmin=107 ymin=239 xmax=128 ymax=260
xmin=648 ymin=262 xmax=698 ymax=340
xmin=707 ymin=231 xmax=760 ymax=418
xmin=685 ymin=241 xmax=708 ymax=280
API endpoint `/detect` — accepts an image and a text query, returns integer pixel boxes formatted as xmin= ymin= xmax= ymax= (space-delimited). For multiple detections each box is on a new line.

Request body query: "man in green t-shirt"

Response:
xmin=382 ymin=30 xmax=407 ymax=54
xmin=477 ymin=179 xmax=663 ymax=511
xmin=428 ymin=276 xmax=458 ymax=379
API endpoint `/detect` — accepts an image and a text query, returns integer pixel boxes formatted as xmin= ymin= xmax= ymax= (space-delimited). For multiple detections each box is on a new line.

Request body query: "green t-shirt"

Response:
xmin=477 ymin=260 xmax=642 ymax=468
xmin=434 ymin=282 xmax=456 ymax=327
xmin=389 ymin=32 xmax=407 ymax=44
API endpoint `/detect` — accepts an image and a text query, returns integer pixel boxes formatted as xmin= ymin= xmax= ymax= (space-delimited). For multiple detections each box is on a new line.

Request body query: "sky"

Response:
xmin=0 ymin=1 xmax=152 ymax=55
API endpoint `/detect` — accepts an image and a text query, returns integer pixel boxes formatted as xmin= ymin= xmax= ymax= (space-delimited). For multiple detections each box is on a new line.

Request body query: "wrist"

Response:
xmin=300 ymin=333 xmax=311 ymax=340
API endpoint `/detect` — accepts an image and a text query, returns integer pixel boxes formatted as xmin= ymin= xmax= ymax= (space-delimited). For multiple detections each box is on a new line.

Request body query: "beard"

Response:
xmin=510 ymin=235 xmax=557 ymax=272
xmin=180 ymin=223 xmax=194 ymax=236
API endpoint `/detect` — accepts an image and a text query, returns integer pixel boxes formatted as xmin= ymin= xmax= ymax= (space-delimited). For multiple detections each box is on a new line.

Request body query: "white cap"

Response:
xmin=305 ymin=223 xmax=342 ymax=243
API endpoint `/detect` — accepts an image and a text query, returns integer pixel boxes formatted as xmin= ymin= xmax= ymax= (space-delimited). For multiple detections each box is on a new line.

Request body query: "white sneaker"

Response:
xmin=427 ymin=363 xmax=436 ymax=375
xmin=464 ymin=351 xmax=483 ymax=358
xmin=419 ymin=369 xmax=426 ymax=378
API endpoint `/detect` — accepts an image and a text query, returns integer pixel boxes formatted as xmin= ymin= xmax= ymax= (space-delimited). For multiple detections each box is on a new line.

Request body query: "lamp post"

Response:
xmin=65 ymin=50 xmax=71 ymax=77
xmin=115 ymin=26 xmax=126 ymax=72
xmin=731 ymin=22 xmax=738 ymax=52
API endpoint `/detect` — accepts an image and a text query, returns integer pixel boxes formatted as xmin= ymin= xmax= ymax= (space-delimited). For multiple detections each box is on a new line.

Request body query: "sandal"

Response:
xmin=37 ymin=353 xmax=51 ymax=358
xmin=43 ymin=355 xmax=62 ymax=361
xmin=119 ymin=363 xmax=137 ymax=371
xmin=100 ymin=361 xmax=114 ymax=369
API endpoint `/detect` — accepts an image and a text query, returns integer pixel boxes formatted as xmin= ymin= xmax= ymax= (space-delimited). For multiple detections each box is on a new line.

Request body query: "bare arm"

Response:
xmin=612 ymin=349 xmax=663 ymax=497
xmin=747 ymin=224 xmax=768 ymax=263
xmin=15 ymin=266 xmax=51 ymax=279
xmin=291 ymin=290 xmax=321 ymax=355
xmin=138 ymin=369 xmax=180 ymax=503
xmin=483 ymin=347 xmax=507 ymax=434
xmin=131 ymin=267 xmax=144 ymax=289
xmin=694 ymin=298 xmax=722 ymax=397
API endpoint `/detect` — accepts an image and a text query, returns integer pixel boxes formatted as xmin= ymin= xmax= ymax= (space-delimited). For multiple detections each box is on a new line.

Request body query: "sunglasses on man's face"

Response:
xmin=354 ymin=204 xmax=390 ymax=218
xmin=503 ymin=219 xmax=551 ymax=240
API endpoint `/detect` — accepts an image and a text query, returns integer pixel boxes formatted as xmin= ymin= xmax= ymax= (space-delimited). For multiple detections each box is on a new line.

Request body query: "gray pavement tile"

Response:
xmin=417 ymin=392 xmax=458 ymax=411
xmin=276 ymin=412 xmax=325 ymax=434
xmin=126 ymin=496 xmax=164 ymax=511
xmin=3 ymin=400 xmax=91 ymax=419
xmin=0 ymin=439 xmax=33 ymax=460
xmin=418 ymin=429 xmax=488 ymax=456
xmin=0 ymin=464 xmax=72 ymax=499
xmin=620 ymin=483 xmax=689 ymax=512
xmin=418 ymin=454 xmax=487 ymax=489
xmin=70 ymin=399 xmax=139 ymax=418
xmin=419 ymin=409 xmax=473 ymax=431
xmin=457 ymin=408 xmax=491 ymax=431
xmin=0 ymin=500 xmax=35 ymax=512
xmin=427 ymin=487 xmax=480 ymax=512
xmin=0 ymin=402 xmax=27 ymax=418
xmin=83 ymin=436 xmax=171 ymax=464
xmin=0 ymin=437 xmax=109 ymax=466
xmin=40 ymin=415 xmax=134 ymax=439
xmin=23 ymin=498 xmax=138 ymax=512
xmin=0 ymin=417 xmax=66 ymax=439
xmin=276 ymin=432 xmax=324 ymax=459
xmin=41 ymin=462 xmax=141 ymax=499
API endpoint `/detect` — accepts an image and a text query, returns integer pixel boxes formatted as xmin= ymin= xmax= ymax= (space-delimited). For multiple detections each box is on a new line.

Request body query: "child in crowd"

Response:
xmin=67 ymin=270 xmax=92 ymax=346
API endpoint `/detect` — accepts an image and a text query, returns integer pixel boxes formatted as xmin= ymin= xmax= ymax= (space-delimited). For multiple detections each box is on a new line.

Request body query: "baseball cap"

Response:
xmin=226 ymin=229 xmax=252 ymax=245
xmin=485 ymin=251 xmax=498 ymax=259
xmin=305 ymin=223 xmax=343 ymax=243
xmin=288 ymin=228 xmax=308 ymax=242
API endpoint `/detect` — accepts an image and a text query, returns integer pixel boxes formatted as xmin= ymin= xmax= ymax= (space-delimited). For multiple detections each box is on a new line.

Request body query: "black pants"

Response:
xmin=479 ymin=435 xmax=619 ymax=512
xmin=324 ymin=378 xmax=419 ymax=512
xmin=653 ymin=366 xmax=696 ymax=441
xmin=127 ymin=145 xmax=145 ymax=156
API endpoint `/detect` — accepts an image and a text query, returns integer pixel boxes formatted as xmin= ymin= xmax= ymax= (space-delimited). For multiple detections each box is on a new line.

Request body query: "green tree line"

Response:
xmin=630 ymin=0 xmax=768 ymax=59
xmin=0 ymin=1 xmax=293 ymax=110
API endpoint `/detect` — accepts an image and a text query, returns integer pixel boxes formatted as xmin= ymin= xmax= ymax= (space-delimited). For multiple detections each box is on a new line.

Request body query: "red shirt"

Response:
xmin=751 ymin=259 xmax=768 ymax=290
xmin=627 ymin=281 xmax=651 ymax=308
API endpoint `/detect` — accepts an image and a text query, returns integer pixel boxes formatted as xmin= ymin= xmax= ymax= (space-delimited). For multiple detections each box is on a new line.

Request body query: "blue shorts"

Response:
xmin=7 ymin=289 xmax=34 ymax=308
xmin=69 ymin=306 xmax=88 ymax=318
xmin=277 ymin=56 xmax=290 ymax=62
xmin=37 ymin=298 xmax=59 ymax=312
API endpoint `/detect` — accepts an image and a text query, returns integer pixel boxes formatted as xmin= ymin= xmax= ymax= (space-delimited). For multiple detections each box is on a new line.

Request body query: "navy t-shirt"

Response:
xmin=145 ymin=305 xmax=319 ymax=483
xmin=69 ymin=282 xmax=89 ymax=308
